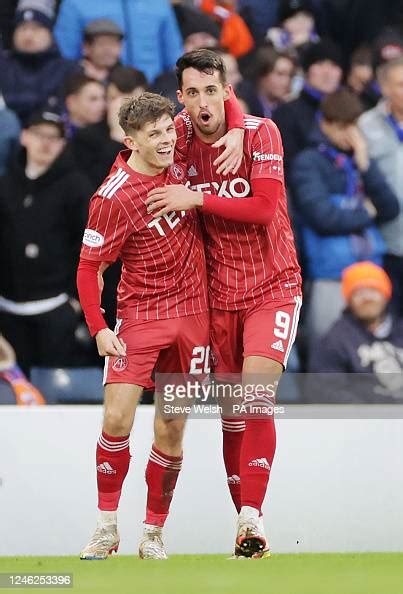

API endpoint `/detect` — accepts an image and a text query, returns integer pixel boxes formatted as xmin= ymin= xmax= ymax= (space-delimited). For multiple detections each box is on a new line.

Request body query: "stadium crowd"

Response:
xmin=1 ymin=0 xmax=403 ymax=404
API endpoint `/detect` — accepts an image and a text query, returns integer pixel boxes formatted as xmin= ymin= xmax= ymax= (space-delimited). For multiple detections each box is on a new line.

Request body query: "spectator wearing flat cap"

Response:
xmin=0 ymin=109 xmax=93 ymax=375
xmin=308 ymin=262 xmax=403 ymax=403
xmin=80 ymin=18 xmax=124 ymax=84
xmin=54 ymin=0 xmax=183 ymax=82
xmin=0 ymin=0 xmax=79 ymax=126
xmin=272 ymin=39 xmax=343 ymax=178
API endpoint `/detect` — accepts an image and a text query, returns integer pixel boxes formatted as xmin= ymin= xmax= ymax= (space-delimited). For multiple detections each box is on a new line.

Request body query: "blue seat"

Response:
xmin=0 ymin=378 xmax=17 ymax=404
xmin=30 ymin=367 xmax=104 ymax=404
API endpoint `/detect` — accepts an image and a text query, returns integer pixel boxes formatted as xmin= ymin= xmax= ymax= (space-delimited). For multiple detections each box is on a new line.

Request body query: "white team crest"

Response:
xmin=170 ymin=163 xmax=185 ymax=181
xmin=112 ymin=356 xmax=128 ymax=372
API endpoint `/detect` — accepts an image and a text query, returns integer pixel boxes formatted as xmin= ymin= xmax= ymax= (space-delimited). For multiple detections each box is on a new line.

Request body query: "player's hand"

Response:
xmin=146 ymin=185 xmax=203 ymax=218
xmin=212 ymin=128 xmax=244 ymax=175
xmin=95 ymin=328 xmax=126 ymax=357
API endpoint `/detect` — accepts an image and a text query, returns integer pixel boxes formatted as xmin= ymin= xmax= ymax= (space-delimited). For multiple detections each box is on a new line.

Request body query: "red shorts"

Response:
xmin=104 ymin=313 xmax=210 ymax=387
xmin=210 ymin=296 xmax=302 ymax=374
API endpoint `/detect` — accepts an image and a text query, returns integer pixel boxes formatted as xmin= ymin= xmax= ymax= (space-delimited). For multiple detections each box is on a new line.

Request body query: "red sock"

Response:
xmin=145 ymin=445 xmax=182 ymax=527
xmin=221 ymin=418 xmax=245 ymax=513
xmin=96 ymin=431 xmax=131 ymax=511
xmin=239 ymin=418 xmax=276 ymax=513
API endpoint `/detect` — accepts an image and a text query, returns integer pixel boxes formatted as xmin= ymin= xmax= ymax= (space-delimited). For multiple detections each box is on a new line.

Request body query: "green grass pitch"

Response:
xmin=1 ymin=554 xmax=402 ymax=594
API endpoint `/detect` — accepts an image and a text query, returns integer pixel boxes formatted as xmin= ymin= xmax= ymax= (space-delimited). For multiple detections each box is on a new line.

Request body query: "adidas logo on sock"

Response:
xmin=271 ymin=339 xmax=284 ymax=352
xmin=97 ymin=462 xmax=117 ymax=475
xmin=248 ymin=458 xmax=270 ymax=470
xmin=227 ymin=474 xmax=241 ymax=485
xmin=187 ymin=164 xmax=198 ymax=177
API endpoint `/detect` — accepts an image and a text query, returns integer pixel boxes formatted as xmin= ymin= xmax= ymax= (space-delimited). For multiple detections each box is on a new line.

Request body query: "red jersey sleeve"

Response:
xmin=251 ymin=120 xmax=284 ymax=182
xmin=225 ymin=86 xmax=245 ymax=130
xmin=80 ymin=194 xmax=134 ymax=262
xmin=174 ymin=110 xmax=193 ymax=171
xmin=76 ymin=258 xmax=107 ymax=336
xmin=202 ymin=177 xmax=281 ymax=225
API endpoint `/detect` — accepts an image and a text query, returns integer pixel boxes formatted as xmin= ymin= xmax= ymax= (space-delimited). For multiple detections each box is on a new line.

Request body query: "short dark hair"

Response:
xmin=349 ymin=45 xmax=373 ymax=69
xmin=176 ymin=49 xmax=227 ymax=88
xmin=253 ymin=47 xmax=296 ymax=81
xmin=118 ymin=92 xmax=175 ymax=134
xmin=320 ymin=88 xmax=363 ymax=124
xmin=64 ymin=73 xmax=103 ymax=98
xmin=109 ymin=65 xmax=148 ymax=94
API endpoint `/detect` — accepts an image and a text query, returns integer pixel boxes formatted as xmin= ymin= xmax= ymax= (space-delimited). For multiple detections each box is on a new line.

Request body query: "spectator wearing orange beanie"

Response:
xmin=308 ymin=262 xmax=403 ymax=402
xmin=200 ymin=0 xmax=254 ymax=58
xmin=341 ymin=261 xmax=393 ymax=302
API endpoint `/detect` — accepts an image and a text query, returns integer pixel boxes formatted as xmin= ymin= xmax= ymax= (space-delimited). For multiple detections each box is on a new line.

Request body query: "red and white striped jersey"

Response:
xmin=80 ymin=150 xmax=208 ymax=320
xmin=176 ymin=113 xmax=302 ymax=310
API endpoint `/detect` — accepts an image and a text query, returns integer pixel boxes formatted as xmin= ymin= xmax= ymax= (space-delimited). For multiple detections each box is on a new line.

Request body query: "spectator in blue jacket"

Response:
xmin=308 ymin=261 xmax=403 ymax=403
xmin=0 ymin=0 xmax=79 ymax=126
xmin=54 ymin=0 xmax=183 ymax=82
xmin=290 ymin=88 xmax=399 ymax=348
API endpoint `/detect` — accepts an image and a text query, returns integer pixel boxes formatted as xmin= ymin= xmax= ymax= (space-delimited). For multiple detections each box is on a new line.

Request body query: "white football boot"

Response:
xmin=234 ymin=507 xmax=271 ymax=559
xmin=80 ymin=514 xmax=119 ymax=560
xmin=138 ymin=525 xmax=168 ymax=560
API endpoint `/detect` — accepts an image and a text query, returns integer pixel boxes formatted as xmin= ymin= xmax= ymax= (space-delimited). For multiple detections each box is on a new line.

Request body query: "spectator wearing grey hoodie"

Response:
xmin=359 ymin=56 xmax=403 ymax=316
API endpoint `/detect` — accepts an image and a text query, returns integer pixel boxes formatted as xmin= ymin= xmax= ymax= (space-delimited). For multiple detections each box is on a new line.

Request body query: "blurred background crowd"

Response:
xmin=1 ymin=0 xmax=403 ymax=405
